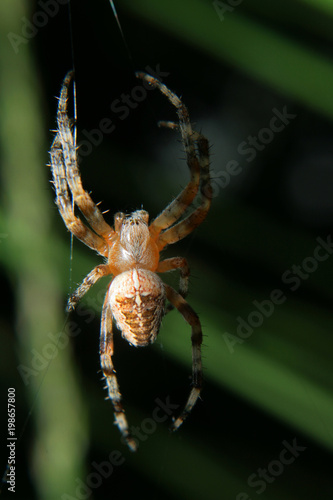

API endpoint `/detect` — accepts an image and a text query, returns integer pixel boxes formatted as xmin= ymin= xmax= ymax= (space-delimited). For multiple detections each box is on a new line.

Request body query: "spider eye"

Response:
xmin=133 ymin=210 xmax=149 ymax=224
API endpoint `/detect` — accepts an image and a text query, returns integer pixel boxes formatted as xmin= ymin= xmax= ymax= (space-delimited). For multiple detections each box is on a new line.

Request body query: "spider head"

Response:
xmin=114 ymin=210 xmax=149 ymax=233
xmin=115 ymin=210 xmax=150 ymax=250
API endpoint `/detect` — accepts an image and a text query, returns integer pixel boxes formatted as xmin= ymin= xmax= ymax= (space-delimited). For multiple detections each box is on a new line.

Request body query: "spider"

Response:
xmin=49 ymin=70 xmax=212 ymax=451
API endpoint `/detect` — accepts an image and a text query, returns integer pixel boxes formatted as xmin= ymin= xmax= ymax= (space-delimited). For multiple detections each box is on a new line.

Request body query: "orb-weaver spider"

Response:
xmin=50 ymin=71 xmax=212 ymax=451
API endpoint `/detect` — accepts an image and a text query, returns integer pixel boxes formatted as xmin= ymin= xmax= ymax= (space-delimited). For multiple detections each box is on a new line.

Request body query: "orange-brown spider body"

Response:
xmin=109 ymin=268 xmax=165 ymax=347
xmin=108 ymin=210 xmax=160 ymax=274
xmin=50 ymin=71 xmax=212 ymax=451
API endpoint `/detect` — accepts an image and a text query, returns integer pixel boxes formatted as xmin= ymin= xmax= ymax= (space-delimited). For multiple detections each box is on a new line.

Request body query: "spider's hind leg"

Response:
xmin=164 ymin=284 xmax=203 ymax=431
xmin=100 ymin=290 xmax=138 ymax=452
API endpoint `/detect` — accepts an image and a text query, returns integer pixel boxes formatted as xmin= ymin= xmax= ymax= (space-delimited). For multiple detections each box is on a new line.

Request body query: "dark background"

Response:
xmin=1 ymin=0 xmax=333 ymax=499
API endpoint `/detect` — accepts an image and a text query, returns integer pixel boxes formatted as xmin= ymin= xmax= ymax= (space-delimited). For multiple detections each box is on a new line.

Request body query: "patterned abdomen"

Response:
xmin=109 ymin=269 xmax=166 ymax=346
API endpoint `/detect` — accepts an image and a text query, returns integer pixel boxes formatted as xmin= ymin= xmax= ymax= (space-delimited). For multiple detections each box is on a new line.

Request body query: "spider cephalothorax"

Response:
xmin=110 ymin=210 xmax=159 ymax=273
xmin=50 ymin=71 xmax=212 ymax=451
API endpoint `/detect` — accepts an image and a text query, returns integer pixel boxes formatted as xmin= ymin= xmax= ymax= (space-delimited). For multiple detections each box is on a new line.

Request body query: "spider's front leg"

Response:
xmin=164 ymin=285 xmax=203 ymax=431
xmin=157 ymin=130 xmax=212 ymax=250
xmin=100 ymin=289 xmax=138 ymax=452
xmin=50 ymin=136 xmax=108 ymax=256
xmin=136 ymin=72 xmax=201 ymax=238
xmin=56 ymin=71 xmax=114 ymax=242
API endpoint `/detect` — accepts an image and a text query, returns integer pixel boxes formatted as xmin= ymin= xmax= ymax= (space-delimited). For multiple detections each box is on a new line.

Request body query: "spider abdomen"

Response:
xmin=109 ymin=269 xmax=166 ymax=347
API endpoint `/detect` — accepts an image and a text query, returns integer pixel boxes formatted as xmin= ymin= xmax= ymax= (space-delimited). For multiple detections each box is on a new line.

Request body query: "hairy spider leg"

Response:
xmin=100 ymin=289 xmax=138 ymax=452
xmin=57 ymin=71 xmax=115 ymax=243
xmin=164 ymin=285 xmax=203 ymax=431
xmin=50 ymin=135 xmax=108 ymax=256
xmin=66 ymin=264 xmax=111 ymax=311
xmin=157 ymin=130 xmax=212 ymax=249
xmin=157 ymin=257 xmax=190 ymax=313
xmin=135 ymin=72 xmax=201 ymax=238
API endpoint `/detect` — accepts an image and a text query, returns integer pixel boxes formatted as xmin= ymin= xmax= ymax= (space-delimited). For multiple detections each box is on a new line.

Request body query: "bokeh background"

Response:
xmin=1 ymin=0 xmax=333 ymax=499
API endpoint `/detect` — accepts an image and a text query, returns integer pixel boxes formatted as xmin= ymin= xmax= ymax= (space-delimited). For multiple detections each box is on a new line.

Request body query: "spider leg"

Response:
xmin=157 ymin=131 xmax=212 ymax=250
xmin=50 ymin=135 xmax=108 ymax=256
xmin=56 ymin=71 xmax=115 ymax=242
xmin=164 ymin=284 xmax=203 ymax=431
xmin=66 ymin=264 xmax=111 ymax=311
xmin=136 ymin=72 xmax=201 ymax=239
xmin=100 ymin=289 xmax=137 ymax=452
xmin=157 ymin=257 xmax=189 ymax=313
